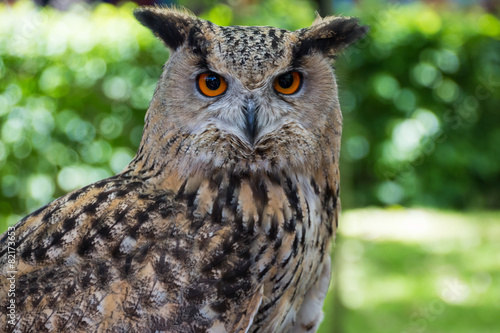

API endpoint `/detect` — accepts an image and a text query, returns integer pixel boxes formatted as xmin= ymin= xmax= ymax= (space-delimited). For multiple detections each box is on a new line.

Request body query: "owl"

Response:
xmin=0 ymin=7 xmax=367 ymax=333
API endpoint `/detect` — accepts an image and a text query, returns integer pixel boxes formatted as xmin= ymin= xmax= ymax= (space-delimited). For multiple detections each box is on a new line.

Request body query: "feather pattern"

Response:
xmin=0 ymin=6 xmax=367 ymax=333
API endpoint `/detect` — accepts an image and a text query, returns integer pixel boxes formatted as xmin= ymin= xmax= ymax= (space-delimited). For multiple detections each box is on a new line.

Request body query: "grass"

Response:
xmin=319 ymin=208 xmax=500 ymax=333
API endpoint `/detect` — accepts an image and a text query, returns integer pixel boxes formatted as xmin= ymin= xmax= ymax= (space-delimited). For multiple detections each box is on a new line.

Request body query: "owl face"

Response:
xmin=163 ymin=25 xmax=337 ymax=146
xmin=134 ymin=8 xmax=367 ymax=172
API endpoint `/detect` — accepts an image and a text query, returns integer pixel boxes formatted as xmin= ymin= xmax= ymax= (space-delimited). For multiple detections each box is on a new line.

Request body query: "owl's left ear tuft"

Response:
xmin=295 ymin=15 xmax=369 ymax=59
xmin=134 ymin=6 xmax=196 ymax=51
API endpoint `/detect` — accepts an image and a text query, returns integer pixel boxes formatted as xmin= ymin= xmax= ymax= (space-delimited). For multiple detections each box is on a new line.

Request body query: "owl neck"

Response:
xmin=121 ymin=112 xmax=341 ymax=196
xmin=121 ymin=125 xmax=340 ymax=249
xmin=126 ymin=131 xmax=332 ymax=183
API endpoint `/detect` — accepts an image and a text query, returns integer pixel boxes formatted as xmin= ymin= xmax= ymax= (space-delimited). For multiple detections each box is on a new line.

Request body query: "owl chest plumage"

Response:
xmin=139 ymin=165 xmax=338 ymax=332
xmin=178 ymin=169 xmax=337 ymax=332
xmin=0 ymin=161 xmax=338 ymax=332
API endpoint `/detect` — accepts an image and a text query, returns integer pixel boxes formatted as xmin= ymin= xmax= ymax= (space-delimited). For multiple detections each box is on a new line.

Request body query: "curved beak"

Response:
xmin=243 ymin=99 xmax=258 ymax=145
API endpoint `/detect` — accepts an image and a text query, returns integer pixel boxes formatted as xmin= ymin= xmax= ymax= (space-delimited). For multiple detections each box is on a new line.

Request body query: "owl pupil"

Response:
xmin=278 ymin=73 xmax=294 ymax=88
xmin=206 ymin=75 xmax=221 ymax=90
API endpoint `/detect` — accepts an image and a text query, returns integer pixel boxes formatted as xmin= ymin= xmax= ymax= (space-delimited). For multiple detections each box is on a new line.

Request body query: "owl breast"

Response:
xmin=123 ymin=162 xmax=339 ymax=332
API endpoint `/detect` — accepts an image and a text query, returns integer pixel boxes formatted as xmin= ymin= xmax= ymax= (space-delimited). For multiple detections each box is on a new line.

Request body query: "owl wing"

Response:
xmin=230 ymin=286 xmax=263 ymax=333
xmin=0 ymin=174 xmax=266 ymax=332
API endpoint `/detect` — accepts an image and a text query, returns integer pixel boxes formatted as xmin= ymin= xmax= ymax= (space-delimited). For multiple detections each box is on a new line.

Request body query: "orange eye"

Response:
xmin=274 ymin=72 xmax=301 ymax=95
xmin=197 ymin=73 xmax=227 ymax=97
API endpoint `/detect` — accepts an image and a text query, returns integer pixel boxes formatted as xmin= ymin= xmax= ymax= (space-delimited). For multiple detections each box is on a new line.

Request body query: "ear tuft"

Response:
xmin=133 ymin=6 xmax=196 ymax=51
xmin=295 ymin=15 xmax=369 ymax=59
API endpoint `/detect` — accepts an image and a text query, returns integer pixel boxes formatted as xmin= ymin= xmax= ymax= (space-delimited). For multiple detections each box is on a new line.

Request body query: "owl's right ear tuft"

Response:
xmin=295 ymin=15 xmax=369 ymax=59
xmin=133 ymin=7 xmax=196 ymax=51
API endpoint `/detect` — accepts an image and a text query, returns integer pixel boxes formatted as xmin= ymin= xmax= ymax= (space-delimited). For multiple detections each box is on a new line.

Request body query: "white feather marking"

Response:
xmin=291 ymin=257 xmax=331 ymax=333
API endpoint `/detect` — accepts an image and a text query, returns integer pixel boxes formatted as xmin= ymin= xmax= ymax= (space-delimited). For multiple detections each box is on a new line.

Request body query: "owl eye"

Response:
xmin=273 ymin=72 xmax=302 ymax=95
xmin=197 ymin=72 xmax=228 ymax=97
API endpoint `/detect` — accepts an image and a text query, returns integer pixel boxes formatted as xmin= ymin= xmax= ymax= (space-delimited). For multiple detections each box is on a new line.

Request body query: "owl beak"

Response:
xmin=243 ymin=99 xmax=258 ymax=146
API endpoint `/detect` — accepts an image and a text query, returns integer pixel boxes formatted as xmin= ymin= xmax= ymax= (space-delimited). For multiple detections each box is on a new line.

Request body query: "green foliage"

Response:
xmin=319 ymin=208 xmax=500 ymax=333
xmin=335 ymin=1 xmax=500 ymax=209
xmin=1 ymin=0 xmax=499 ymax=231
xmin=0 ymin=2 xmax=167 ymax=229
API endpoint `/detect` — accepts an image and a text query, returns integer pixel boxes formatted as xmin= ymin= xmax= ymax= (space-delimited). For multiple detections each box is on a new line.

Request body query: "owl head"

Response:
xmin=133 ymin=7 xmax=367 ymax=175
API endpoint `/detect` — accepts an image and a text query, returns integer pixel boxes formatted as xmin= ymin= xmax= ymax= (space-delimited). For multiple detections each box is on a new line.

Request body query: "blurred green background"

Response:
xmin=0 ymin=0 xmax=499 ymax=332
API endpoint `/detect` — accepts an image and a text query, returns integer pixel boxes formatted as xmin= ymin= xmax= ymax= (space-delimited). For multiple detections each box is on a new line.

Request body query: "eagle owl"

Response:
xmin=0 ymin=7 xmax=367 ymax=333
